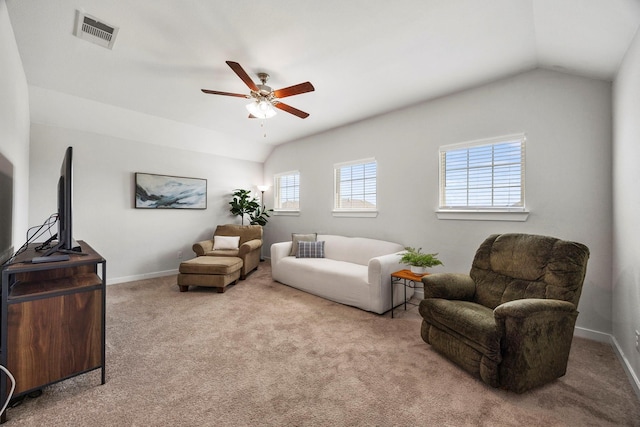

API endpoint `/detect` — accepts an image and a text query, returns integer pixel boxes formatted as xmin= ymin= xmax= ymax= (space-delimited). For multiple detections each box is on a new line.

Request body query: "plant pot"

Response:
xmin=410 ymin=265 xmax=427 ymax=275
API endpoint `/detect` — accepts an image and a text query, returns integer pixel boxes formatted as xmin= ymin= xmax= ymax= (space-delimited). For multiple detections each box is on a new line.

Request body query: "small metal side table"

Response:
xmin=390 ymin=269 xmax=428 ymax=318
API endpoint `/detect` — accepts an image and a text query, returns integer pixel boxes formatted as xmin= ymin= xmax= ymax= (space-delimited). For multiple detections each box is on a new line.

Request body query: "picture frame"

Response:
xmin=135 ymin=173 xmax=207 ymax=209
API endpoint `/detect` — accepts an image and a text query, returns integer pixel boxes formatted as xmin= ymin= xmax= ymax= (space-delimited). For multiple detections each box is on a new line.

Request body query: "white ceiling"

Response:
xmin=6 ymin=0 xmax=640 ymax=162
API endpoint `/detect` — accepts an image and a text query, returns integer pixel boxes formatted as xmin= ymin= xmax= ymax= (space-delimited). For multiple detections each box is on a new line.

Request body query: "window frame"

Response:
xmin=332 ymin=158 xmax=378 ymax=218
xmin=437 ymin=134 xmax=529 ymax=222
xmin=273 ymin=170 xmax=300 ymax=216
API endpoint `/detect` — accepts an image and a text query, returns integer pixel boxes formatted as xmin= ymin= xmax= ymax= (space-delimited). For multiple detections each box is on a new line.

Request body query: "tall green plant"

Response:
xmin=249 ymin=204 xmax=272 ymax=226
xmin=229 ymin=189 xmax=260 ymax=226
xmin=228 ymin=189 xmax=273 ymax=226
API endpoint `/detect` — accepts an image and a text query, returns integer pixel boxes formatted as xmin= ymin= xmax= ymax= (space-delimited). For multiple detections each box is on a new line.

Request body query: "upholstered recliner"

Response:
xmin=192 ymin=224 xmax=263 ymax=279
xmin=419 ymin=233 xmax=589 ymax=393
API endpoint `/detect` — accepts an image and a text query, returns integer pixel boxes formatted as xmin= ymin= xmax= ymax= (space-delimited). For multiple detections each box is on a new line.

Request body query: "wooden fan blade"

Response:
xmin=201 ymin=89 xmax=249 ymax=98
xmin=226 ymin=61 xmax=259 ymax=92
xmin=274 ymin=102 xmax=310 ymax=119
xmin=273 ymin=82 xmax=315 ymax=99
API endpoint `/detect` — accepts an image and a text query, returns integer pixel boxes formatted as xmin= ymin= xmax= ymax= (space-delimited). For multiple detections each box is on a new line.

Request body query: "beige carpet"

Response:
xmin=4 ymin=262 xmax=640 ymax=426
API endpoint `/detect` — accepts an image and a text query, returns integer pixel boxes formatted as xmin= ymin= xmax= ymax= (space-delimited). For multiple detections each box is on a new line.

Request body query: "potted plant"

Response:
xmin=249 ymin=204 xmax=272 ymax=226
xmin=229 ymin=189 xmax=273 ymax=226
xmin=229 ymin=189 xmax=260 ymax=226
xmin=399 ymin=247 xmax=443 ymax=275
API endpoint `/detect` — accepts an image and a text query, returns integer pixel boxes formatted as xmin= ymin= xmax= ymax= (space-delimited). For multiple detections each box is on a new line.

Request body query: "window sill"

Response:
xmin=273 ymin=210 xmax=300 ymax=217
xmin=332 ymin=210 xmax=378 ymax=218
xmin=436 ymin=210 xmax=529 ymax=222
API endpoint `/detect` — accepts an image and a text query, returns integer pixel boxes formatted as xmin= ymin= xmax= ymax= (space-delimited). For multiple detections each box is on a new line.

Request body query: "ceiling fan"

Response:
xmin=201 ymin=61 xmax=315 ymax=119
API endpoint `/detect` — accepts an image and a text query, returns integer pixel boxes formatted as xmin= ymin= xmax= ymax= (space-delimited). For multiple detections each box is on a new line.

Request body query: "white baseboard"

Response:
xmin=572 ymin=326 xmax=640 ymax=398
xmin=608 ymin=334 xmax=640 ymax=400
xmin=106 ymin=269 xmax=178 ymax=285
xmin=573 ymin=325 xmax=611 ymax=343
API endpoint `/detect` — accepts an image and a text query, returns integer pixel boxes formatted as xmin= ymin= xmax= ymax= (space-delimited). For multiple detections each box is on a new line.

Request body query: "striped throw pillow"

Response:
xmin=296 ymin=240 xmax=325 ymax=258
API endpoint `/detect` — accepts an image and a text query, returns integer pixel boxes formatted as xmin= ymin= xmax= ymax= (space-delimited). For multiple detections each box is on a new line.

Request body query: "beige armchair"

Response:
xmin=419 ymin=233 xmax=589 ymax=393
xmin=192 ymin=224 xmax=263 ymax=279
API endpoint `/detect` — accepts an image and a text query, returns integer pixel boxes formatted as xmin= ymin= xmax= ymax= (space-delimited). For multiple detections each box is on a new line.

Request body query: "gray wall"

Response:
xmin=613 ymin=28 xmax=640 ymax=389
xmin=0 ymin=0 xmax=29 ymax=247
xmin=27 ymin=124 xmax=264 ymax=283
xmin=264 ymin=68 xmax=613 ymax=336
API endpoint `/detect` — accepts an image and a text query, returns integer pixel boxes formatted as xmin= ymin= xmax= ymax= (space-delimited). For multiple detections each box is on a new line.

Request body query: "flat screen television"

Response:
xmin=0 ymin=151 xmax=13 ymax=266
xmin=43 ymin=146 xmax=80 ymax=256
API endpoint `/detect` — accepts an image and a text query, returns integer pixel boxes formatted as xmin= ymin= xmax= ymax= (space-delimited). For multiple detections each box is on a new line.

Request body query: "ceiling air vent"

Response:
xmin=73 ymin=11 xmax=119 ymax=49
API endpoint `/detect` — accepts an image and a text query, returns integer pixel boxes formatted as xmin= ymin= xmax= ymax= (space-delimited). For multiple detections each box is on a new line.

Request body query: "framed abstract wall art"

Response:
xmin=135 ymin=173 xmax=207 ymax=209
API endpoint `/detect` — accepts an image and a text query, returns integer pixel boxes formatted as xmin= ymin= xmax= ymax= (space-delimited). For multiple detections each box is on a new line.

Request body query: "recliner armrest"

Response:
xmin=493 ymin=298 xmax=579 ymax=393
xmin=193 ymin=240 xmax=213 ymax=256
xmin=494 ymin=298 xmax=576 ymax=319
xmin=239 ymin=239 xmax=262 ymax=256
xmin=422 ymin=273 xmax=475 ymax=300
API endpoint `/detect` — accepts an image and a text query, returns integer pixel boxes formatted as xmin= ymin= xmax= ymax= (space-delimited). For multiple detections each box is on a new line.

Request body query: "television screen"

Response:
xmin=43 ymin=146 xmax=80 ymax=256
xmin=57 ymin=146 xmax=74 ymax=251
xmin=0 ymin=151 xmax=14 ymax=265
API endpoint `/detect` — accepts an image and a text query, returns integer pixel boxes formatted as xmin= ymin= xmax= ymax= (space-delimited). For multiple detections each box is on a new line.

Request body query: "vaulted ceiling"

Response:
xmin=7 ymin=0 xmax=640 ymax=162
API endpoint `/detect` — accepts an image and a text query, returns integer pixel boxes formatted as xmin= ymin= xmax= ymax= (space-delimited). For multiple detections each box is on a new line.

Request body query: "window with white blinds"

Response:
xmin=334 ymin=159 xmax=377 ymax=212
xmin=274 ymin=171 xmax=300 ymax=211
xmin=439 ymin=135 xmax=525 ymax=211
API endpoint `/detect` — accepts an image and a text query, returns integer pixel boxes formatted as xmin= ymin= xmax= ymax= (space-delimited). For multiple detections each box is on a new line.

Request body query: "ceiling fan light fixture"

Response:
xmin=202 ymin=61 xmax=313 ymax=119
xmin=246 ymin=100 xmax=277 ymax=119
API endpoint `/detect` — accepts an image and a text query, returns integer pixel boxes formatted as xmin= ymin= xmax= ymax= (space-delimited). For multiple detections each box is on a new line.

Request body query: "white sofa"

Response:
xmin=270 ymin=235 xmax=411 ymax=314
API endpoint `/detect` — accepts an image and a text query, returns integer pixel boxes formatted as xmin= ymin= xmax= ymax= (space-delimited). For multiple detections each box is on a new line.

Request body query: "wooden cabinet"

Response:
xmin=1 ymin=242 xmax=106 ymax=422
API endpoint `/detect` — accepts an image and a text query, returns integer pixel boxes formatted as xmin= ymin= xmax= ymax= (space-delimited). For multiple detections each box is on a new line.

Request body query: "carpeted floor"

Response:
xmin=4 ymin=262 xmax=640 ymax=426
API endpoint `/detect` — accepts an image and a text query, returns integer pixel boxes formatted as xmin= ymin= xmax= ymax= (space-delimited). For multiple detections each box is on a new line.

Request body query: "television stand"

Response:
xmin=0 ymin=241 xmax=106 ymax=423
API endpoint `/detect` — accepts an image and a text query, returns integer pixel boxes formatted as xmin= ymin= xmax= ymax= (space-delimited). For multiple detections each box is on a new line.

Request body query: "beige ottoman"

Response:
xmin=177 ymin=256 xmax=243 ymax=293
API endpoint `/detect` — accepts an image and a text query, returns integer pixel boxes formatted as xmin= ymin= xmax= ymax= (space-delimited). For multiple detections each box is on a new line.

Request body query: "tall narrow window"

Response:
xmin=439 ymin=134 xmax=525 ymax=211
xmin=274 ymin=171 xmax=300 ymax=212
xmin=334 ymin=158 xmax=377 ymax=215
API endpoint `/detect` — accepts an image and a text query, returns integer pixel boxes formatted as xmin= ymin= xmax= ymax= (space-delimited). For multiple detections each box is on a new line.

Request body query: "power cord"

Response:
xmin=2 ymin=213 xmax=58 ymax=266
xmin=0 ymin=365 xmax=16 ymax=417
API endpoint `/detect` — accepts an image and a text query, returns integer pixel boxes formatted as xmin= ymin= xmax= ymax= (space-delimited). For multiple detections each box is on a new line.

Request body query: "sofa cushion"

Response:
xmin=213 ymin=235 xmax=240 ymax=250
xmin=296 ymin=241 xmax=325 ymax=258
xmin=276 ymin=257 xmax=369 ymax=307
xmin=179 ymin=256 xmax=243 ymax=275
xmin=419 ymin=299 xmax=501 ymax=363
xmin=290 ymin=233 xmax=317 ymax=256
xmin=320 ymin=235 xmax=404 ymax=266
xmin=204 ymin=249 xmax=239 ymax=257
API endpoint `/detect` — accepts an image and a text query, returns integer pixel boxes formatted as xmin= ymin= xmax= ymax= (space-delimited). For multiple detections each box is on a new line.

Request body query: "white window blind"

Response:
xmin=274 ymin=171 xmax=300 ymax=211
xmin=439 ymin=135 xmax=525 ymax=210
xmin=334 ymin=159 xmax=377 ymax=211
